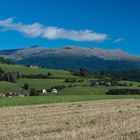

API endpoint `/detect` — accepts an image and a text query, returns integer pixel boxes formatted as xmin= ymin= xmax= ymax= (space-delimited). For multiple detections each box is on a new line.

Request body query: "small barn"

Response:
xmin=42 ymin=89 xmax=47 ymax=94
xmin=51 ymin=89 xmax=58 ymax=94
xmin=29 ymin=65 xmax=39 ymax=69
xmin=106 ymin=82 xmax=112 ymax=86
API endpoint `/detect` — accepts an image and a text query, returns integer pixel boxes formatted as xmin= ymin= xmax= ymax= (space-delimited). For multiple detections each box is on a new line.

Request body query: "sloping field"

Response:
xmin=0 ymin=64 xmax=75 ymax=77
xmin=0 ymin=99 xmax=140 ymax=140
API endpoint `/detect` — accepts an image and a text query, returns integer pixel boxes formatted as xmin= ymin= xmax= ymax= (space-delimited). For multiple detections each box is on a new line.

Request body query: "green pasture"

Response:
xmin=0 ymin=94 xmax=140 ymax=107
xmin=0 ymin=64 xmax=75 ymax=78
xmin=0 ymin=64 xmax=139 ymax=107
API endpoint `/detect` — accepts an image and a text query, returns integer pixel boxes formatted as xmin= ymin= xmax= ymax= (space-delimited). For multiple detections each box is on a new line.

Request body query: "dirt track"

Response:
xmin=0 ymin=99 xmax=140 ymax=140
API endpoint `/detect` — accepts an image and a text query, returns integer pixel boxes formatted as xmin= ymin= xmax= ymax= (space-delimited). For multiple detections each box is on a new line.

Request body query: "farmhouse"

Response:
xmin=106 ymin=82 xmax=112 ymax=86
xmin=51 ymin=89 xmax=58 ymax=94
xmin=42 ymin=89 xmax=47 ymax=94
xmin=30 ymin=65 xmax=39 ymax=68
xmin=27 ymin=65 xmax=39 ymax=69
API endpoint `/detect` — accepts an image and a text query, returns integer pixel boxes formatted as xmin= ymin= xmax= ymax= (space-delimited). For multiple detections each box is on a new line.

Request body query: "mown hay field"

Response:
xmin=0 ymin=99 xmax=140 ymax=140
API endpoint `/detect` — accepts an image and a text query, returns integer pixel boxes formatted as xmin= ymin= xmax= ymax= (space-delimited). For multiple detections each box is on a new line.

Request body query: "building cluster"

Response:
xmin=0 ymin=92 xmax=24 ymax=98
xmin=0 ymin=88 xmax=58 ymax=98
xmin=92 ymin=81 xmax=112 ymax=86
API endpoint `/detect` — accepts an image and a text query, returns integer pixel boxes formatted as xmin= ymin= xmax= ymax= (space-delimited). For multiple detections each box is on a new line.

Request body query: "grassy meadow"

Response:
xmin=0 ymin=81 xmax=21 ymax=93
xmin=0 ymin=94 xmax=140 ymax=107
xmin=0 ymin=64 xmax=140 ymax=107
xmin=0 ymin=64 xmax=75 ymax=77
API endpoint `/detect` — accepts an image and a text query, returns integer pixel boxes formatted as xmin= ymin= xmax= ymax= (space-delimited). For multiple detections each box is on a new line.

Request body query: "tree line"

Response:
xmin=106 ymin=89 xmax=140 ymax=95
xmin=21 ymin=73 xmax=53 ymax=79
xmin=0 ymin=57 xmax=14 ymax=64
xmin=94 ymin=70 xmax=140 ymax=82
xmin=0 ymin=68 xmax=20 ymax=83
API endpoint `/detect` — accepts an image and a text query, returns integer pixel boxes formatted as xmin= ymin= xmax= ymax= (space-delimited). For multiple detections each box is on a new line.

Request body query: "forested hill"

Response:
xmin=1 ymin=46 xmax=140 ymax=71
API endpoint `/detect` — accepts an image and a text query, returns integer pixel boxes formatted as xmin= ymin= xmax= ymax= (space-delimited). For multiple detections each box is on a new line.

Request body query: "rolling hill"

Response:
xmin=0 ymin=63 xmax=140 ymax=107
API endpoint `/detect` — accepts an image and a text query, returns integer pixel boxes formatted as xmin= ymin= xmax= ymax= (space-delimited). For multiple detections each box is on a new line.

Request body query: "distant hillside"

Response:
xmin=1 ymin=46 xmax=140 ymax=71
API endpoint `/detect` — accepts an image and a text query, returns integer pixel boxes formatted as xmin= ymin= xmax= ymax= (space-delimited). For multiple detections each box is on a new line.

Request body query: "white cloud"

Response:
xmin=114 ymin=38 xmax=124 ymax=43
xmin=0 ymin=17 xmax=108 ymax=42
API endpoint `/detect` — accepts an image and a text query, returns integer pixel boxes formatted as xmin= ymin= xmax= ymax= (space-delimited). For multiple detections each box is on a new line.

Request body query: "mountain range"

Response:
xmin=1 ymin=46 xmax=140 ymax=71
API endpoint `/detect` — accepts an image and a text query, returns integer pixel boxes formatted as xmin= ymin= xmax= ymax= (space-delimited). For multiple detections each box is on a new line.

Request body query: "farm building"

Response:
xmin=51 ymin=89 xmax=58 ymax=94
xmin=42 ymin=89 xmax=47 ymax=94
xmin=92 ymin=81 xmax=112 ymax=86
xmin=27 ymin=65 xmax=39 ymax=69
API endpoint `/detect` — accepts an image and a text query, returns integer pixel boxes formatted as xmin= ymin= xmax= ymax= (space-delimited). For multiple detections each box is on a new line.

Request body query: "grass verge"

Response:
xmin=0 ymin=95 xmax=140 ymax=107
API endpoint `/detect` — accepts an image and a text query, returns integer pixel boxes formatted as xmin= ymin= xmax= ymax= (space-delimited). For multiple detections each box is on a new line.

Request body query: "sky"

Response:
xmin=0 ymin=0 xmax=140 ymax=55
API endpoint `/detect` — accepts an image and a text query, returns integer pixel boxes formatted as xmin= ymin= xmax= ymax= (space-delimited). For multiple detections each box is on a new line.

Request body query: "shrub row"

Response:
xmin=106 ymin=89 xmax=140 ymax=95
xmin=21 ymin=73 xmax=53 ymax=79
xmin=64 ymin=78 xmax=84 ymax=83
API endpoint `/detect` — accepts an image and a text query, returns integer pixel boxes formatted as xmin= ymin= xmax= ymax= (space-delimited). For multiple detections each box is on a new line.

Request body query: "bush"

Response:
xmin=78 ymin=79 xmax=84 ymax=82
xmin=29 ymin=88 xmax=40 ymax=96
xmin=71 ymin=68 xmax=92 ymax=77
xmin=22 ymin=83 xmax=29 ymax=90
xmin=129 ymin=83 xmax=133 ymax=86
xmin=68 ymin=84 xmax=72 ymax=88
xmin=64 ymin=78 xmax=70 ymax=82
xmin=106 ymin=89 xmax=140 ymax=95
xmin=64 ymin=78 xmax=77 ymax=83
xmin=21 ymin=72 xmax=53 ymax=79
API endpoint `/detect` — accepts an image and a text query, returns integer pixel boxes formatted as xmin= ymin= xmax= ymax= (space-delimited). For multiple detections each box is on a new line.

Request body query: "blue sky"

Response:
xmin=0 ymin=0 xmax=140 ymax=55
